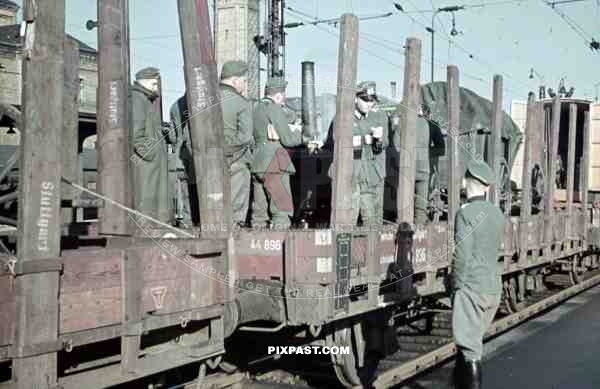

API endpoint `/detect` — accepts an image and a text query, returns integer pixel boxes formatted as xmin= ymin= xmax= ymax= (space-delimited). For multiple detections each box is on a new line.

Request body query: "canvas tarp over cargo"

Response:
xmin=421 ymin=81 xmax=523 ymax=188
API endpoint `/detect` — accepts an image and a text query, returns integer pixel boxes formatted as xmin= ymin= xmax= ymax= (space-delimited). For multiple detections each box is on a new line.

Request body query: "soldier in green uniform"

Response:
xmin=451 ymin=159 xmax=505 ymax=389
xmin=251 ymin=77 xmax=303 ymax=229
xmin=169 ymin=94 xmax=199 ymax=227
xmin=130 ymin=67 xmax=175 ymax=223
xmin=219 ymin=60 xmax=254 ymax=226
xmin=325 ymin=82 xmax=388 ymax=227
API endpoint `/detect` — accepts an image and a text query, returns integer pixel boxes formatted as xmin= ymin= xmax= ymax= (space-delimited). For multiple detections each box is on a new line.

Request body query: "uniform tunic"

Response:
xmin=252 ymin=98 xmax=303 ymax=228
xmin=130 ymin=83 xmax=174 ymax=224
xmin=327 ymin=109 xmax=388 ymax=226
xmin=169 ymin=94 xmax=199 ymax=226
xmin=452 ymin=195 xmax=505 ymax=361
xmin=220 ymin=83 xmax=254 ymax=225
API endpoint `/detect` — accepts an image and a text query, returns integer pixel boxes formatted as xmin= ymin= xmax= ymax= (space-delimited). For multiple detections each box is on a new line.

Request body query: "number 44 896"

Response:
xmin=250 ymin=239 xmax=282 ymax=251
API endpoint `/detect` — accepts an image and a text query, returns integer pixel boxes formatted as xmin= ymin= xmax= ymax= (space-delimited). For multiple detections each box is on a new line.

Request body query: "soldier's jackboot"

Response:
xmin=453 ymin=351 xmax=467 ymax=388
xmin=453 ymin=352 xmax=482 ymax=389
xmin=466 ymin=360 xmax=482 ymax=389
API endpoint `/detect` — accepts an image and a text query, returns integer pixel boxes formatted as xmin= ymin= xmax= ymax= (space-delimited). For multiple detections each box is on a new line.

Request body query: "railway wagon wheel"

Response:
xmin=326 ymin=321 xmax=381 ymax=388
xmin=569 ymin=254 xmax=585 ymax=286
xmin=502 ymin=277 xmax=525 ymax=314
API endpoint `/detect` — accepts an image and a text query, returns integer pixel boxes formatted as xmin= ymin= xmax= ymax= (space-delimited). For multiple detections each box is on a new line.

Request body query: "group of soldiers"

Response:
xmin=131 ymin=62 xmax=506 ymax=389
xmin=130 ymin=60 xmax=438 ymax=230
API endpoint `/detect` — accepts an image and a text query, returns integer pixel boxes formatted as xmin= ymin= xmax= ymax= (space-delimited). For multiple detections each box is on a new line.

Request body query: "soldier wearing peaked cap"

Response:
xmin=325 ymin=81 xmax=388 ymax=226
xmin=451 ymin=158 xmax=505 ymax=389
xmin=219 ymin=60 xmax=254 ymax=226
xmin=251 ymin=76 xmax=303 ymax=229
xmin=130 ymin=66 xmax=176 ymax=224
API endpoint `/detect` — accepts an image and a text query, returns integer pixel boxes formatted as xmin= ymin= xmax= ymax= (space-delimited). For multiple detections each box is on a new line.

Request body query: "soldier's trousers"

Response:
xmin=251 ymin=172 xmax=293 ymax=229
xmin=452 ymin=287 xmax=501 ymax=361
xmin=414 ymin=179 xmax=429 ymax=224
xmin=231 ymin=161 xmax=251 ymax=225
xmin=351 ymin=182 xmax=379 ymax=227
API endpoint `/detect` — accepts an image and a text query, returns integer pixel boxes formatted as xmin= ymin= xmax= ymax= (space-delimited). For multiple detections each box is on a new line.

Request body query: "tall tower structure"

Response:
xmin=215 ymin=0 xmax=260 ymax=100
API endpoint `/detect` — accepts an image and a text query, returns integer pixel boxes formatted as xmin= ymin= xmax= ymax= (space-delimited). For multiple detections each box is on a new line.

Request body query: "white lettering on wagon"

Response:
xmin=150 ymin=286 xmax=168 ymax=310
xmin=37 ymin=181 xmax=55 ymax=252
xmin=380 ymin=232 xmax=394 ymax=242
xmin=316 ymin=257 xmax=333 ymax=273
xmin=108 ymin=81 xmax=119 ymax=128
xmin=315 ymin=230 xmax=332 ymax=246
xmin=380 ymin=255 xmax=395 ymax=264
xmin=250 ymin=239 xmax=282 ymax=251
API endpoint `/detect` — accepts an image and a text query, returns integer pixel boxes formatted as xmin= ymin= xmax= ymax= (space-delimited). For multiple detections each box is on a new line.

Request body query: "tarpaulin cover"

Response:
xmin=421 ymin=81 xmax=523 ymax=186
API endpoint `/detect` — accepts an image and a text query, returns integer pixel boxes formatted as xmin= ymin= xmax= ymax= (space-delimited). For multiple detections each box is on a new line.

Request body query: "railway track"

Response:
xmin=219 ymin=268 xmax=600 ymax=389
xmin=121 ymin=266 xmax=600 ymax=389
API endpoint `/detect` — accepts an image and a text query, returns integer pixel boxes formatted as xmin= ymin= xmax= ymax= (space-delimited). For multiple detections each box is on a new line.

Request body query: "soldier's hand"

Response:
xmin=372 ymin=139 xmax=384 ymax=154
xmin=307 ymin=140 xmax=323 ymax=154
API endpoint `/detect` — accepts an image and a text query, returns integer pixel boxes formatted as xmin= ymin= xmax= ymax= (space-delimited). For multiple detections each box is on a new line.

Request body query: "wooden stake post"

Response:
xmin=397 ymin=38 xmax=421 ymax=225
xmin=330 ymin=14 xmax=358 ymax=230
xmin=544 ymin=96 xmax=561 ymax=260
xmin=489 ymin=75 xmax=503 ymax=206
xmin=519 ymin=93 xmax=536 ymax=266
xmin=97 ymin=0 xmax=132 ymax=236
xmin=447 ymin=66 xmax=460 ymax=256
xmin=396 ymin=38 xmax=421 ymax=296
xmin=582 ymin=111 xmax=590 ymax=246
xmin=62 ymin=38 xmax=80 ymax=224
xmin=13 ymin=1 xmax=65 ymax=387
xmin=566 ymin=104 xmax=577 ymax=239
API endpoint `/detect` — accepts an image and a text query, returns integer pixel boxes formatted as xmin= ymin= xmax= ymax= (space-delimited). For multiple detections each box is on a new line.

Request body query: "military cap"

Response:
xmin=265 ymin=76 xmax=287 ymax=94
xmin=465 ymin=158 xmax=495 ymax=186
xmin=220 ymin=60 xmax=248 ymax=79
xmin=135 ymin=67 xmax=160 ymax=80
xmin=356 ymin=81 xmax=379 ymax=101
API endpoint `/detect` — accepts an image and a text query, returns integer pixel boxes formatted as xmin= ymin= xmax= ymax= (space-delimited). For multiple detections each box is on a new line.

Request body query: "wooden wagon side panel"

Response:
xmin=0 ymin=275 xmax=16 ymax=349
xmin=60 ymin=249 xmax=123 ymax=333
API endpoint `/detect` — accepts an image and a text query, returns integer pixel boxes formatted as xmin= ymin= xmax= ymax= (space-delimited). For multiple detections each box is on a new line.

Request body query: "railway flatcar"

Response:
xmin=0 ymin=3 xmax=598 ymax=389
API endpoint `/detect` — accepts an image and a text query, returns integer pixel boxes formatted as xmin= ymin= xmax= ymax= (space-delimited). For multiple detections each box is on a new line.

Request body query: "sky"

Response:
xmin=11 ymin=0 xmax=600 ymax=115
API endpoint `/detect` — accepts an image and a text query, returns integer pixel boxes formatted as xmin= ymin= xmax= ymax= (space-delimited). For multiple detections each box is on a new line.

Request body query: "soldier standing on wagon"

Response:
xmin=130 ymin=67 xmax=175 ymax=224
xmin=451 ymin=159 xmax=505 ymax=389
xmin=251 ymin=77 xmax=303 ymax=229
xmin=325 ymin=81 xmax=388 ymax=227
xmin=219 ymin=60 xmax=254 ymax=227
xmin=169 ymin=94 xmax=199 ymax=228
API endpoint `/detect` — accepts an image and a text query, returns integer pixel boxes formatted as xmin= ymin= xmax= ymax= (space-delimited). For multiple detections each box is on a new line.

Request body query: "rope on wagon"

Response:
xmin=61 ymin=177 xmax=195 ymax=238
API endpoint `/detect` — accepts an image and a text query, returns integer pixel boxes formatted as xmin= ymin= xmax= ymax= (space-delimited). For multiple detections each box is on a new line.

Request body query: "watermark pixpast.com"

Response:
xmin=267 ymin=345 xmax=350 ymax=356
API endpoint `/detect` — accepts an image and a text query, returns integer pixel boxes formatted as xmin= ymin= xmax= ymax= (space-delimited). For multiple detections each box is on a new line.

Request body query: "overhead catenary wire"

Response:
xmin=287 ymin=1 xmax=531 ymax=100
xmin=542 ymin=0 xmax=599 ymax=50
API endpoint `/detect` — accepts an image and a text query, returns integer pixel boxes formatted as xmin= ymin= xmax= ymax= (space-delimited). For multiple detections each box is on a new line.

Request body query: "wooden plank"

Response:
xmin=397 ymin=37 xmax=422 ymax=224
xmin=519 ymin=93 xmax=536 ymax=263
xmin=62 ymin=38 xmax=80 ymax=225
xmin=60 ymin=286 xmax=122 ymax=333
xmin=59 ymin=341 xmax=223 ymax=389
xmin=566 ymin=104 xmax=577 ymax=239
xmin=13 ymin=1 xmax=65 ymax=387
xmin=446 ymin=66 xmax=460 ymax=256
xmin=59 ymin=304 xmax=223 ymax=348
xmin=121 ymin=248 xmax=144 ymax=373
xmin=97 ymin=0 xmax=132 ymax=236
xmin=0 ymin=276 xmax=15 ymax=347
xmin=489 ymin=75 xmax=503 ymax=206
xmin=330 ymin=14 xmax=359 ymax=229
xmin=582 ymin=111 xmax=590 ymax=244
xmin=545 ymin=96 xmax=561 ymax=257
xmin=177 ymin=0 xmax=230 ymax=239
